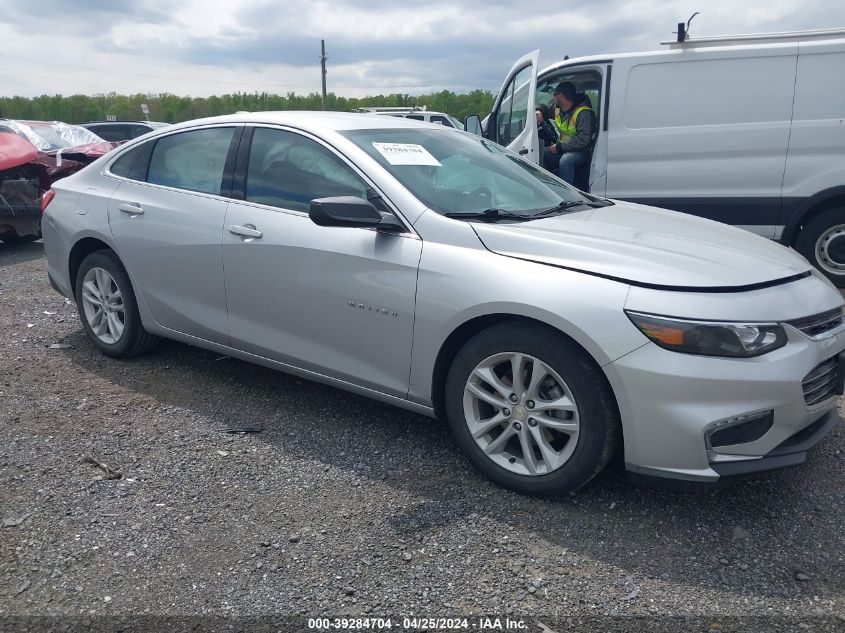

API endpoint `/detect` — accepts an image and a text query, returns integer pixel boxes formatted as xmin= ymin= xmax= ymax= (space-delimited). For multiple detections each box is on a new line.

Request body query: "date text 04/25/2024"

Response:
xmin=307 ymin=617 xmax=530 ymax=630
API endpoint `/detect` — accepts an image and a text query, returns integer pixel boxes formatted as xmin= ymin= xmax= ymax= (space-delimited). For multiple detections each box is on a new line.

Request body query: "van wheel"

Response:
xmin=444 ymin=322 xmax=619 ymax=496
xmin=74 ymin=250 xmax=160 ymax=358
xmin=796 ymin=207 xmax=845 ymax=286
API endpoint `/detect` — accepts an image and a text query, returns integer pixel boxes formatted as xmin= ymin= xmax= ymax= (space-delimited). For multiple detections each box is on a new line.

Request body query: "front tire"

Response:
xmin=444 ymin=322 xmax=619 ymax=496
xmin=796 ymin=206 xmax=845 ymax=286
xmin=74 ymin=250 xmax=159 ymax=358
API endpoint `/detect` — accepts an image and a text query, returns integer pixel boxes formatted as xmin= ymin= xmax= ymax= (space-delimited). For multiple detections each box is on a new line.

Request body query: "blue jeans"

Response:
xmin=558 ymin=150 xmax=588 ymax=185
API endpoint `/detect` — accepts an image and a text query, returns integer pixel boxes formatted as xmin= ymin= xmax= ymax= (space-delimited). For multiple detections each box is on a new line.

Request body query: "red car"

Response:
xmin=0 ymin=120 xmax=119 ymax=243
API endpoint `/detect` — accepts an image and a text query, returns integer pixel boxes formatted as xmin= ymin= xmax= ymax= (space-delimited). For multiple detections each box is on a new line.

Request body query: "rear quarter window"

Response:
xmin=109 ymin=141 xmax=154 ymax=181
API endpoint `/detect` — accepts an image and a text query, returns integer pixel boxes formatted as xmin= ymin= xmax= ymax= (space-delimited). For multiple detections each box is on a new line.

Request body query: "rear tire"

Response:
xmin=796 ymin=206 xmax=845 ymax=286
xmin=74 ymin=250 xmax=160 ymax=358
xmin=444 ymin=322 xmax=620 ymax=496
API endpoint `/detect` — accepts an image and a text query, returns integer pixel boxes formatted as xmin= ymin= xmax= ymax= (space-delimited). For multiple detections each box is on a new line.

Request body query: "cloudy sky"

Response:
xmin=0 ymin=0 xmax=839 ymax=98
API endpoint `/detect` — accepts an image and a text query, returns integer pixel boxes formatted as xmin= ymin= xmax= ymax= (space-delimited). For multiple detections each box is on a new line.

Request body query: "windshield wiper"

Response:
xmin=444 ymin=208 xmax=531 ymax=222
xmin=531 ymin=200 xmax=604 ymax=217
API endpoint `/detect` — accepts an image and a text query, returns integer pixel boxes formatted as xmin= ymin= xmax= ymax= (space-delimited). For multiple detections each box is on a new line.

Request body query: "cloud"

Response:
xmin=0 ymin=0 xmax=839 ymax=98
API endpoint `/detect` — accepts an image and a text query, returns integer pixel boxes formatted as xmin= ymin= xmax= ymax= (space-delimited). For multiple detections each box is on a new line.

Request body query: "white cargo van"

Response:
xmin=467 ymin=28 xmax=845 ymax=285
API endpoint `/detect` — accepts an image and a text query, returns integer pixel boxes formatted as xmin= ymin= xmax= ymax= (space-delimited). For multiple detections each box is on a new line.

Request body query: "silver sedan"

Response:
xmin=41 ymin=112 xmax=844 ymax=495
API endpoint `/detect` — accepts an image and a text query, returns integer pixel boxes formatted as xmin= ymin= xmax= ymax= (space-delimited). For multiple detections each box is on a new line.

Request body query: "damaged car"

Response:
xmin=0 ymin=129 xmax=50 ymax=243
xmin=0 ymin=120 xmax=120 ymax=243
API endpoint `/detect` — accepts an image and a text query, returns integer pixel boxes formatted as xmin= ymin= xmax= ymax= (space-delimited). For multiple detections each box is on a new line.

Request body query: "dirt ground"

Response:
xmin=1 ymin=241 xmax=843 ymax=631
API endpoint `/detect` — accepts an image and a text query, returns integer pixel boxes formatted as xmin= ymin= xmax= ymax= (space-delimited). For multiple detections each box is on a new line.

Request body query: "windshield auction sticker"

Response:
xmin=372 ymin=142 xmax=442 ymax=166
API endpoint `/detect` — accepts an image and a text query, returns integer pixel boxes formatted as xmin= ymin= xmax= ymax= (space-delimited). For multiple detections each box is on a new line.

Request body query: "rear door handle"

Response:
xmin=118 ymin=202 xmax=144 ymax=215
xmin=227 ymin=224 xmax=263 ymax=239
xmin=518 ymin=148 xmax=529 ymax=155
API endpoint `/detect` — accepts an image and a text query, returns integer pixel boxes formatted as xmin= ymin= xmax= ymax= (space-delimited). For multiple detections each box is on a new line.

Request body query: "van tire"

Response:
xmin=796 ymin=207 xmax=845 ymax=287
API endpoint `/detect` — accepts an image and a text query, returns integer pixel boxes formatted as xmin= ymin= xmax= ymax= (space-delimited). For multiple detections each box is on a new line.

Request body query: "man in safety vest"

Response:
xmin=545 ymin=82 xmax=595 ymax=185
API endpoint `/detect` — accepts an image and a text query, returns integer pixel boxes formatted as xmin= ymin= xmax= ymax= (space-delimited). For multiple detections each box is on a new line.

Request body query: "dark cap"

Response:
xmin=553 ymin=82 xmax=576 ymax=100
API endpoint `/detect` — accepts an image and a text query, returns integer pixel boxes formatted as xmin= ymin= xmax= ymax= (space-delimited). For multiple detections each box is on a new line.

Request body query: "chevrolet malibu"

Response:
xmin=41 ymin=112 xmax=844 ymax=495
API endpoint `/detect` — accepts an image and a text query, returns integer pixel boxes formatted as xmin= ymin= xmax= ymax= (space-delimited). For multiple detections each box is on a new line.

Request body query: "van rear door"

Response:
xmin=486 ymin=50 xmax=540 ymax=163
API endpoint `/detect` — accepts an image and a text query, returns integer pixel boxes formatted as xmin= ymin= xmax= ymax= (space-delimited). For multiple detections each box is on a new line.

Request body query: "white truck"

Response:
xmin=467 ymin=28 xmax=845 ymax=285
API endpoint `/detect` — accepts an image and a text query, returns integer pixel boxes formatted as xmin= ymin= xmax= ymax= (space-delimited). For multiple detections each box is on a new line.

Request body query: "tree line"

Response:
xmin=0 ymin=90 xmax=495 ymax=125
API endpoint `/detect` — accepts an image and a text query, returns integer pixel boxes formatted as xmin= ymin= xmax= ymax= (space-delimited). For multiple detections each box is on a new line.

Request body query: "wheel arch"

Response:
xmin=68 ymin=236 xmax=116 ymax=291
xmin=783 ymin=187 xmax=845 ymax=246
xmin=429 ymin=313 xmax=619 ymax=422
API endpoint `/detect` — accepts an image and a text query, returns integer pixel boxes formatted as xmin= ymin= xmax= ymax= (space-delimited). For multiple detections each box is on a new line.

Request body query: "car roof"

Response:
xmin=161 ymin=111 xmax=448 ymax=134
xmin=82 ymin=120 xmax=169 ymax=126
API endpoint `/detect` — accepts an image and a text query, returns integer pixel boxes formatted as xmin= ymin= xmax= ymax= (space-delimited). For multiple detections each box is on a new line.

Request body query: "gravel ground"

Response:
xmin=1 ymin=241 xmax=843 ymax=630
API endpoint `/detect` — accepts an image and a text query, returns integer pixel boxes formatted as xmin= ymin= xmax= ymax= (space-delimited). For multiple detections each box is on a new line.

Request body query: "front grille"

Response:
xmin=788 ymin=308 xmax=845 ymax=339
xmin=803 ymin=357 xmax=839 ymax=406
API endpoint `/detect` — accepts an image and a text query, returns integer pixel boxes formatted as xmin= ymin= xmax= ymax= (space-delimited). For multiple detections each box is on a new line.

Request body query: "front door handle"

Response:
xmin=118 ymin=202 xmax=144 ymax=215
xmin=227 ymin=224 xmax=263 ymax=239
xmin=518 ymin=148 xmax=529 ymax=155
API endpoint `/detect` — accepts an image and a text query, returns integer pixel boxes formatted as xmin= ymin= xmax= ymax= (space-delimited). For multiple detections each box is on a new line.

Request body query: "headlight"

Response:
xmin=625 ymin=311 xmax=787 ymax=358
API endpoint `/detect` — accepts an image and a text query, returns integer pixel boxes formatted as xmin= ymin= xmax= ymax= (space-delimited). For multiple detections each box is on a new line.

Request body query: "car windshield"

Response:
xmin=8 ymin=121 xmax=105 ymax=151
xmin=341 ymin=128 xmax=591 ymax=217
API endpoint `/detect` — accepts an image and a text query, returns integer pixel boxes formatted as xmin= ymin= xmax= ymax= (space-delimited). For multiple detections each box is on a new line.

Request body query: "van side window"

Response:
xmin=535 ymin=70 xmax=603 ymax=131
xmin=245 ymin=128 xmax=368 ymax=212
xmin=147 ymin=127 xmax=236 ymax=195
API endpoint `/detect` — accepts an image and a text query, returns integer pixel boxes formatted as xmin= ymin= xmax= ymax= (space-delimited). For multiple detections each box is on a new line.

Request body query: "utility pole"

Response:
xmin=320 ymin=39 xmax=328 ymax=111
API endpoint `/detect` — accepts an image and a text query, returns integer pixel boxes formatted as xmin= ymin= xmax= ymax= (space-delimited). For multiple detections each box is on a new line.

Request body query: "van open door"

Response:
xmin=486 ymin=50 xmax=540 ymax=164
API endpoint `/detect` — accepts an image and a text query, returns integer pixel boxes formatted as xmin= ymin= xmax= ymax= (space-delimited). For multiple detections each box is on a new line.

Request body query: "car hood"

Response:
xmin=0 ymin=132 xmax=38 ymax=171
xmin=471 ymin=201 xmax=813 ymax=290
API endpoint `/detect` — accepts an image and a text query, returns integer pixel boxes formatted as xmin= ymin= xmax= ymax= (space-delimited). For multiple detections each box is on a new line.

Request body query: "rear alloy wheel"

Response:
xmin=796 ymin=207 xmax=845 ymax=286
xmin=74 ymin=250 xmax=160 ymax=358
xmin=81 ymin=267 xmax=126 ymax=344
xmin=445 ymin=322 xmax=619 ymax=496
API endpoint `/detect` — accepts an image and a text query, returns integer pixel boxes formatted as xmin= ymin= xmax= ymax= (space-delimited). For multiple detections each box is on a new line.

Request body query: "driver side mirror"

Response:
xmin=309 ymin=196 xmax=383 ymax=228
xmin=464 ymin=115 xmax=483 ymax=137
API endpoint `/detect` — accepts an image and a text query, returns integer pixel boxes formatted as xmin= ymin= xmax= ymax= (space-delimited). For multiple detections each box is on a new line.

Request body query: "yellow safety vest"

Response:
xmin=554 ymin=105 xmax=591 ymax=139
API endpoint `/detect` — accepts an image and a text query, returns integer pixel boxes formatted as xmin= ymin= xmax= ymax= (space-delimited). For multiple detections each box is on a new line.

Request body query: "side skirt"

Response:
xmin=145 ymin=324 xmax=437 ymax=419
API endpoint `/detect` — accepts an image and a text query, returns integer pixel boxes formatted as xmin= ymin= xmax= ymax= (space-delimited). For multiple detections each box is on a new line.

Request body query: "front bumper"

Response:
xmin=604 ymin=326 xmax=844 ymax=483
xmin=710 ymin=408 xmax=839 ymax=477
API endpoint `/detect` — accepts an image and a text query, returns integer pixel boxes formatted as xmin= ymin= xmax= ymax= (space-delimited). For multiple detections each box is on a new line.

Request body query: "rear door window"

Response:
xmin=245 ymin=127 xmax=368 ymax=212
xmin=147 ymin=127 xmax=236 ymax=195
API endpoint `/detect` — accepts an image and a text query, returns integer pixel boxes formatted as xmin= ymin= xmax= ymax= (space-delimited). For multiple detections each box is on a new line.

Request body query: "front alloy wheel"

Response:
xmin=445 ymin=322 xmax=620 ymax=496
xmin=463 ymin=352 xmax=580 ymax=476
